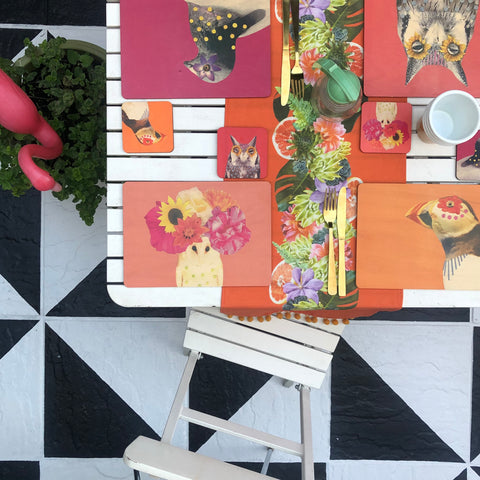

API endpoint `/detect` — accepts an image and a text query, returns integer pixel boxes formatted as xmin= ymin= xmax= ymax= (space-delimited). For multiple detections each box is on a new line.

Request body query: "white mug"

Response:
xmin=417 ymin=90 xmax=480 ymax=146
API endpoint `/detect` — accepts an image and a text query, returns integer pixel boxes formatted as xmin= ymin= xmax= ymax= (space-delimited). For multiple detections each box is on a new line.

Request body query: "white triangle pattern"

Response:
xmin=343 ymin=323 xmax=472 ymax=462
xmin=0 ymin=324 xmax=43 ymax=459
xmin=0 ymin=273 xmax=39 ymax=317
xmin=41 ymin=457 xmax=132 ymax=480
xmin=46 ymin=318 xmax=189 ymax=446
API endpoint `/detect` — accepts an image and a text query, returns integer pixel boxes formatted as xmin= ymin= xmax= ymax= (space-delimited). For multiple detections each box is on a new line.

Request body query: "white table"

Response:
xmin=106 ymin=0 xmax=480 ymax=309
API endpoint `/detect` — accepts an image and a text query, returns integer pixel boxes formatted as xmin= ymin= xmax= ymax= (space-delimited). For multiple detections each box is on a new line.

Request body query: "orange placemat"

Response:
xmin=220 ymin=3 xmax=406 ymax=318
xmin=123 ymin=181 xmax=271 ymax=288
xmin=356 ymin=183 xmax=480 ymax=290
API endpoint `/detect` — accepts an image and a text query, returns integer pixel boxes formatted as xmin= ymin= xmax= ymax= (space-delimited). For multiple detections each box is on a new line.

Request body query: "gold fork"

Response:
xmin=323 ymin=188 xmax=337 ymax=295
xmin=290 ymin=0 xmax=304 ymax=98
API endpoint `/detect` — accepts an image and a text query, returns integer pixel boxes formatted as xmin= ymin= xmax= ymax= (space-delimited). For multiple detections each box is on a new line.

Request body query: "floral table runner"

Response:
xmin=221 ymin=0 xmax=406 ymax=318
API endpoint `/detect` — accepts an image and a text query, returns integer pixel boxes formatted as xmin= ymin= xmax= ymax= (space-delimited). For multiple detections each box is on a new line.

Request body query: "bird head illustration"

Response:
xmin=406 ymin=195 xmax=479 ymax=240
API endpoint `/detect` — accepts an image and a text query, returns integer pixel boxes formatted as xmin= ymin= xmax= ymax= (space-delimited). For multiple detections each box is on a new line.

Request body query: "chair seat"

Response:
xmin=124 ymin=436 xmax=279 ymax=480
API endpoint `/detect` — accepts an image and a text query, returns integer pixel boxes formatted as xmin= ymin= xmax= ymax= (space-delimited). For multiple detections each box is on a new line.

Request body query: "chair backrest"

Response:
xmin=185 ymin=308 xmax=346 ymax=389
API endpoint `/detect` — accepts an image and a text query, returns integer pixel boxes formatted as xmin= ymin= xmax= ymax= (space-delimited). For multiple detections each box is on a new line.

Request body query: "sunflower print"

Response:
xmin=158 ymin=196 xmax=194 ymax=233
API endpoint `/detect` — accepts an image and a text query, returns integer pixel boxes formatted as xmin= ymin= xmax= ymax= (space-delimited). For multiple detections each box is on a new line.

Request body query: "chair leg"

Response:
xmin=162 ymin=350 xmax=200 ymax=443
xmin=300 ymin=385 xmax=314 ymax=480
xmin=133 ymin=470 xmax=141 ymax=480
xmin=260 ymin=447 xmax=273 ymax=475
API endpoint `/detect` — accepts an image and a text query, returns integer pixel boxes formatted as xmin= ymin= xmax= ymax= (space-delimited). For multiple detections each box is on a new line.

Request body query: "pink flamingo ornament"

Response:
xmin=0 ymin=68 xmax=63 ymax=192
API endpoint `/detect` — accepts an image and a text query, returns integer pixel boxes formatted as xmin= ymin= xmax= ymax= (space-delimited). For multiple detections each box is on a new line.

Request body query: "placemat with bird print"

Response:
xmin=120 ymin=0 xmax=271 ymax=98
xmin=356 ymin=183 xmax=480 ymax=290
xmin=364 ymin=0 xmax=480 ymax=97
xmin=123 ymin=181 xmax=271 ymax=288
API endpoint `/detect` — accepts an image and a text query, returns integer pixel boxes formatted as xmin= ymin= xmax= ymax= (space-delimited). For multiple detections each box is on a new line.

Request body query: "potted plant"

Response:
xmin=0 ymin=36 xmax=106 ymax=226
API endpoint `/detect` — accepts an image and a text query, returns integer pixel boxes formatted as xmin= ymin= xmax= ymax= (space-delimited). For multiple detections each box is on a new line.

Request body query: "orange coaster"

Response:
xmin=121 ymin=101 xmax=173 ymax=153
xmin=360 ymin=102 xmax=412 ymax=154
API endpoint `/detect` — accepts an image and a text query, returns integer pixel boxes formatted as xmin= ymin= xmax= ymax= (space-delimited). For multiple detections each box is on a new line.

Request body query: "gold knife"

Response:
xmin=337 ymin=187 xmax=347 ymax=297
xmin=281 ymin=0 xmax=291 ymax=106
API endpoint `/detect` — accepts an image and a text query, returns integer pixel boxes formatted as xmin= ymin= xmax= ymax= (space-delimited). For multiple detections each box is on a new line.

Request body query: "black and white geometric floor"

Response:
xmin=1 ymin=3 xmax=480 ymax=479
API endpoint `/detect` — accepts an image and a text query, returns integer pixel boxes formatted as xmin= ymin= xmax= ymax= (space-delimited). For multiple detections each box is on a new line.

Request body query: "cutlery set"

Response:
xmin=323 ymin=187 xmax=347 ymax=297
xmin=281 ymin=0 xmax=304 ymax=105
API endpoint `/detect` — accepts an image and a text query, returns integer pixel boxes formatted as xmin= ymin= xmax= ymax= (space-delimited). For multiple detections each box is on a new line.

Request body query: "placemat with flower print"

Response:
xmin=220 ymin=0 xmax=405 ymax=318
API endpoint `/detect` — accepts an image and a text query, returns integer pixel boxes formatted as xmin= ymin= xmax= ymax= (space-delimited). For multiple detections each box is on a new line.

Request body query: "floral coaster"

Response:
xmin=456 ymin=130 xmax=480 ymax=181
xmin=360 ymin=101 xmax=412 ymax=154
xmin=122 ymin=101 xmax=173 ymax=153
xmin=217 ymin=127 xmax=267 ymax=179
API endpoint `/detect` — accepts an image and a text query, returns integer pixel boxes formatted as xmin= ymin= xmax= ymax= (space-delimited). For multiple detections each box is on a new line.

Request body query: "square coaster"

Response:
xmin=122 ymin=101 xmax=173 ymax=153
xmin=217 ymin=127 xmax=267 ymax=179
xmin=456 ymin=130 xmax=480 ymax=181
xmin=360 ymin=102 xmax=412 ymax=154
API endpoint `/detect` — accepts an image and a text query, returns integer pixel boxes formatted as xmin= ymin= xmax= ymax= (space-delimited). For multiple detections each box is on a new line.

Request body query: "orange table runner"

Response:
xmin=221 ymin=1 xmax=405 ymax=318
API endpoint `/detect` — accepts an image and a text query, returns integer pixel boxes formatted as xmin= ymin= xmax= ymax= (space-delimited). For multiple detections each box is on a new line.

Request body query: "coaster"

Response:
xmin=360 ymin=102 xmax=412 ymax=154
xmin=122 ymin=101 xmax=173 ymax=153
xmin=217 ymin=127 xmax=267 ymax=179
xmin=456 ymin=130 xmax=480 ymax=181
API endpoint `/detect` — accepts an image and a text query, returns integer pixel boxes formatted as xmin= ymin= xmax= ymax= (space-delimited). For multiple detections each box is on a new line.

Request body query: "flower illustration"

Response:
xmin=404 ymin=32 xmax=431 ymax=60
xmin=310 ymin=177 xmax=348 ymax=208
xmin=300 ymin=48 xmax=325 ymax=85
xmin=145 ymin=202 xmax=186 ymax=254
xmin=177 ymin=187 xmax=213 ymax=223
xmin=193 ymin=55 xmax=222 ymax=81
xmin=172 ymin=214 xmax=208 ymax=248
xmin=362 ymin=118 xmax=383 ymax=141
xmin=281 ymin=207 xmax=321 ymax=241
xmin=313 ymin=118 xmax=346 ymax=152
xmin=438 ymin=196 xmax=463 ymax=215
xmin=206 ymin=206 xmax=251 ymax=255
xmin=158 ymin=196 xmax=194 ymax=233
xmin=300 ymin=0 xmax=331 ymax=22
xmin=204 ymin=189 xmax=236 ymax=211
xmin=384 ymin=120 xmax=410 ymax=142
xmin=283 ymin=267 xmax=324 ymax=303
xmin=345 ymin=42 xmax=363 ymax=78
xmin=440 ymin=35 xmax=466 ymax=62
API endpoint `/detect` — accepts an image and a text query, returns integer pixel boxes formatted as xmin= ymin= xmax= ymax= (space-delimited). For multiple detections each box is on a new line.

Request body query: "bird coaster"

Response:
xmin=456 ymin=130 xmax=480 ymax=181
xmin=356 ymin=183 xmax=480 ymax=290
xmin=122 ymin=101 xmax=174 ymax=153
xmin=217 ymin=127 xmax=267 ymax=179
xmin=360 ymin=102 xmax=412 ymax=154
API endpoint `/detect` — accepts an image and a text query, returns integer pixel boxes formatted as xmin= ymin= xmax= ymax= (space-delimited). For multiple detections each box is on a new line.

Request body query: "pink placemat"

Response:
xmin=120 ymin=0 xmax=271 ymax=99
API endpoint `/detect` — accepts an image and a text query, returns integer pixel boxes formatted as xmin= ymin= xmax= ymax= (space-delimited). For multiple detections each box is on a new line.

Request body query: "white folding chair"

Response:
xmin=123 ymin=308 xmax=346 ymax=480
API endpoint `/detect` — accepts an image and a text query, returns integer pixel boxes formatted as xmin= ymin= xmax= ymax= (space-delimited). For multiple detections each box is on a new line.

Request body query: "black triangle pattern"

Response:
xmin=0 ymin=189 xmax=41 ymax=313
xmin=453 ymin=469 xmax=467 ymax=480
xmin=230 ymin=462 xmax=326 ymax=480
xmin=356 ymin=308 xmax=470 ymax=322
xmin=46 ymin=0 xmax=106 ymax=27
xmin=0 ymin=461 xmax=39 ymax=480
xmin=44 ymin=325 xmax=160 ymax=457
xmin=472 ymin=327 xmax=480 ymax=461
xmin=0 ymin=320 xmax=37 ymax=360
xmin=0 ymin=29 xmax=42 ymax=59
xmin=472 ymin=467 xmax=480 ymax=477
xmin=47 ymin=259 xmax=185 ymax=318
xmin=189 ymin=354 xmax=272 ymax=452
xmin=331 ymin=338 xmax=464 ymax=462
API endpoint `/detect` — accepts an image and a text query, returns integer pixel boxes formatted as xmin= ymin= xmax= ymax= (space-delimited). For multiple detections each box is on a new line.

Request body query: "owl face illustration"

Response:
xmin=397 ymin=0 xmax=479 ymax=85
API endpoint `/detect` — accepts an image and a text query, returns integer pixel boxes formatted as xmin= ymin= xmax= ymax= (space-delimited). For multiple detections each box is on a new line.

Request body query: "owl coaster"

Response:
xmin=217 ymin=127 xmax=267 ymax=179
xmin=122 ymin=101 xmax=173 ymax=153
xmin=360 ymin=101 xmax=412 ymax=154
xmin=456 ymin=130 xmax=480 ymax=181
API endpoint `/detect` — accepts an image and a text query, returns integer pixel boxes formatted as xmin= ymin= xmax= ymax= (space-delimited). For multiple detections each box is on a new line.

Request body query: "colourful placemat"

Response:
xmin=123 ymin=181 xmax=271 ymax=288
xmin=356 ymin=183 xmax=480 ymax=290
xmin=120 ymin=0 xmax=271 ymax=99
xmin=122 ymin=102 xmax=174 ymax=153
xmin=364 ymin=0 xmax=480 ymax=97
xmin=456 ymin=130 xmax=480 ymax=181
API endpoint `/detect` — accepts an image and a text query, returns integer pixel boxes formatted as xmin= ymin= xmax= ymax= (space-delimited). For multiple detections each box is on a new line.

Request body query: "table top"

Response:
xmin=106 ymin=0 xmax=480 ymax=309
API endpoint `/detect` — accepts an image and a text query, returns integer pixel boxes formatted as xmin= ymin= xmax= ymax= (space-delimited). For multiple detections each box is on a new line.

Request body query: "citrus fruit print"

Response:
xmin=272 ymin=117 xmax=297 ymax=160
xmin=346 ymin=176 xmax=363 ymax=221
xmin=274 ymin=0 xmax=283 ymax=23
xmin=345 ymin=42 xmax=363 ymax=78
xmin=269 ymin=260 xmax=293 ymax=304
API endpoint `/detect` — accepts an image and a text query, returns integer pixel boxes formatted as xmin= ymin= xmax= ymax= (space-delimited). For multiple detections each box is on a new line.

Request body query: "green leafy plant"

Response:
xmin=0 ymin=37 xmax=106 ymax=226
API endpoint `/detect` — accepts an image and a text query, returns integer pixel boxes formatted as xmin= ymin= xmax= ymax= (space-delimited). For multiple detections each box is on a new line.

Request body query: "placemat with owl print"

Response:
xmin=217 ymin=127 xmax=267 ymax=179
xmin=364 ymin=0 xmax=480 ymax=97
xmin=123 ymin=181 xmax=271 ymax=287
xmin=356 ymin=184 xmax=480 ymax=290
xmin=120 ymin=0 xmax=271 ymax=99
